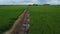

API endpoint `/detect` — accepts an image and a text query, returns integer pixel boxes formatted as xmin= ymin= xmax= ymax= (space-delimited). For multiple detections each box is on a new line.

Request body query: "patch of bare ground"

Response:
xmin=3 ymin=7 xmax=30 ymax=34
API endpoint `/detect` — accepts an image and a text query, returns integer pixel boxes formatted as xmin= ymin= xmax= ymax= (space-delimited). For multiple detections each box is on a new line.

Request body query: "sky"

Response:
xmin=0 ymin=0 xmax=60 ymax=5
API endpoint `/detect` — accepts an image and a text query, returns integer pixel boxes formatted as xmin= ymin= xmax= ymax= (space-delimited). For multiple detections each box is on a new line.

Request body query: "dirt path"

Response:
xmin=3 ymin=7 xmax=30 ymax=34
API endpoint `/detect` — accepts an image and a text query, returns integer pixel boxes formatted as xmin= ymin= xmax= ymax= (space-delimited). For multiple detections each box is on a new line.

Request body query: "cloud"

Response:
xmin=0 ymin=0 xmax=60 ymax=5
xmin=48 ymin=0 xmax=60 ymax=4
xmin=44 ymin=0 xmax=60 ymax=5
xmin=31 ymin=0 xmax=40 ymax=4
xmin=38 ymin=0 xmax=60 ymax=4
xmin=38 ymin=0 xmax=47 ymax=4
xmin=0 ymin=0 xmax=34 ymax=5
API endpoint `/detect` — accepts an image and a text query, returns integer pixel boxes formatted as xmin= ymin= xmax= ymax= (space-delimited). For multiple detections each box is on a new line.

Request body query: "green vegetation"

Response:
xmin=30 ymin=6 xmax=60 ymax=34
xmin=0 ymin=6 xmax=26 ymax=34
xmin=0 ymin=5 xmax=60 ymax=34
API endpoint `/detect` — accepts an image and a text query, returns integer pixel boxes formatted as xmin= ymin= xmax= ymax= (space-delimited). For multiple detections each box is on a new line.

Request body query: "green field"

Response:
xmin=30 ymin=6 xmax=60 ymax=34
xmin=0 ymin=6 xmax=60 ymax=34
xmin=0 ymin=6 xmax=26 ymax=33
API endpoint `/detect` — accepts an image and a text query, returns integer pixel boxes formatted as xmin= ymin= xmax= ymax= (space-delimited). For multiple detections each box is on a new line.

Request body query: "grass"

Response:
xmin=30 ymin=6 xmax=60 ymax=34
xmin=0 ymin=5 xmax=26 ymax=33
xmin=0 ymin=5 xmax=60 ymax=34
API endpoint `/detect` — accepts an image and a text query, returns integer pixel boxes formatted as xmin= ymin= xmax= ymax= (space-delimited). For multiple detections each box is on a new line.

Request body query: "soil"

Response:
xmin=3 ymin=8 xmax=30 ymax=34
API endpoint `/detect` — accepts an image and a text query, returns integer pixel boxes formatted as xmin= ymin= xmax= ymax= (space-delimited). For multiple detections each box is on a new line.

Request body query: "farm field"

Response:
xmin=0 ymin=6 xmax=26 ymax=34
xmin=30 ymin=6 xmax=60 ymax=34
xmin=0 ymin=5 xmax=60 ymax=34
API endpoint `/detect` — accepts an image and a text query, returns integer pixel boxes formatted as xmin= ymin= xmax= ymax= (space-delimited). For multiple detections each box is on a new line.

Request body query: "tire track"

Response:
xmin=3 ymin=7 xmax=30 ymax=34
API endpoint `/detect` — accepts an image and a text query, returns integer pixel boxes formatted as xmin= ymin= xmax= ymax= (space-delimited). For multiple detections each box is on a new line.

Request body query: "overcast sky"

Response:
xmin=0 ymin=0 xmax=60 ymax=5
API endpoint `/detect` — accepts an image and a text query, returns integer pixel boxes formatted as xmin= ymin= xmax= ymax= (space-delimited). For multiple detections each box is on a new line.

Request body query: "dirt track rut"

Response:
xmin=4 ymin=8 xmax=30 ymax=34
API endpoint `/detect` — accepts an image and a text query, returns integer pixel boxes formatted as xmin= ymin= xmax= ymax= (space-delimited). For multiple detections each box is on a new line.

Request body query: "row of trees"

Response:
xmin=28 ymin=4 xmax=50 ymax=6
xmin=28 ymin=4 xmax=59 ymax=6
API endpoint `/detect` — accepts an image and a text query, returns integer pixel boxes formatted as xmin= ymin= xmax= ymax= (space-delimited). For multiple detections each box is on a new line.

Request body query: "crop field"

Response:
xmin=0 ymin=6 xmax=26 ymax=33
xmin=0 ymin=5 xmax=60 ymax=34
xmin=30 ymin=6 xmax=60 ymax=34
